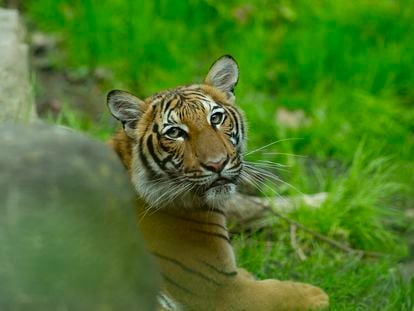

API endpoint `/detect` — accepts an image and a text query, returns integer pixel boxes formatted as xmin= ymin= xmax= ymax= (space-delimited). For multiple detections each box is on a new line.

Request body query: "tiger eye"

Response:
xmin=165 ymin=127 xmax=183 ymax=139
xmin=210 ymin=112 xmax=224 ymax=126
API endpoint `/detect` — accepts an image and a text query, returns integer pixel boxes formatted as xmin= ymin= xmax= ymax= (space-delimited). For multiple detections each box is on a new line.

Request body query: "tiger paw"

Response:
xmin=293 ymin=282 xmax=329 ymax=310
xmin=254 ymin=279 xmax=329 ymax=311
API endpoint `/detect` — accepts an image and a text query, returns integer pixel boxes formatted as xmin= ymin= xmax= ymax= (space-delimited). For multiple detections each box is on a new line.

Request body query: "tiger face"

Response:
xmin=108 ymin=56 xmax=246 ymax=209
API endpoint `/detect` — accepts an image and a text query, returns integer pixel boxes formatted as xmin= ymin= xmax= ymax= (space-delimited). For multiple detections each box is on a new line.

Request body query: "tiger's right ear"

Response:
xmin=107 ymin=90 xmax=146 ymax=138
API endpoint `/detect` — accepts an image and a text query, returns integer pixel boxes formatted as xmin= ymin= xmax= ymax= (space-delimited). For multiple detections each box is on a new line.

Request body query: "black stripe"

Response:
xmin=198 ymin=260 xmax=238 ymax=277
xmin=234 ymin=108 xmax=245 ymax=140
xmin=199 ymin=206 xmax=226 ymax=216
xmin=159 ymin=140 xmax=174 ymax=153
xmin=152 ymin=123 xmax=159 ymax=133
xmin=175 ymin=94 xmax=183 ymax=109
xmin=190 ymin=229 xmax=231 ymax=244
xmin=227 ymin=108 xmax=240 ymax=145
xmin=144 ymin=104 xmax=157 ymax=134
xmin=163 ymin=213 xmax=227 ymax=231
xmin=138 ymin=136 xmax=159 ymax=177
xmin=162 ymin=274 xmax=198 ymax=296
xmin=165 ymin=98 xmax=176 ymax=122
xmin=163 ymin=98 xmax=172 ymax=115
xmin=152 ymin=252 xmax=222 ymax=286
xmin=158 ymin=293 xmax=175 ymax=309
xmin=181 ymin=90 xmax=207 ymax=99
xmin=147 ymin=134 xmax=166 ymax=170
xmin=159 ymin=154 xmax=180 ymax=170
xmin=160 ymin=154 xmax=173 ymax=167
xmin=230 ymin=132 xmax=239 ymax=145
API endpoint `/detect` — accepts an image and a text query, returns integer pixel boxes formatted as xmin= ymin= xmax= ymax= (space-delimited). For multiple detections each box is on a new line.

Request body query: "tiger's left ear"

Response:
xmin=204 ymin=55 xmax=239 ymax=101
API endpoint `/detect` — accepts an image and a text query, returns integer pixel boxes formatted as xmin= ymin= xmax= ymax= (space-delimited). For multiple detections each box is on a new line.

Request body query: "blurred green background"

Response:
xmin=8 ymin=0 xmax=414 ymax=309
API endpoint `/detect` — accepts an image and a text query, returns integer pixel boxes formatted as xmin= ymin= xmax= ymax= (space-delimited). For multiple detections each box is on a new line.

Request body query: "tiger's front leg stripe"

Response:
xmin=197 ymin=259 xmax=238 ymax=277
xmin=162 ymin=274 xmax=199 ymax=296
xmin=152 ymin=252 xmax=222 ymax=286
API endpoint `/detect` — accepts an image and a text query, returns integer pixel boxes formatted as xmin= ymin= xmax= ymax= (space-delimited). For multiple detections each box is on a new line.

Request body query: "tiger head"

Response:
xmin=107 ymin=56 xmax=246 ymax=209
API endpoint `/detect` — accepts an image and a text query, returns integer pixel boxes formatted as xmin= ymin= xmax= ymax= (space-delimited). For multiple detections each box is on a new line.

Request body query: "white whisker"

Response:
xmin=262 ymin=152 xmax=307 ymax=158
xmin=243 ymin=138 xmax=302 ymax=156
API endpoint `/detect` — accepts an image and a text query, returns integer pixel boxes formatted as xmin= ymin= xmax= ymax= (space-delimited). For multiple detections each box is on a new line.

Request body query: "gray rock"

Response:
xmin=0 ymin=8 xmax=36 ymax=123
xmin=0 ymin=123 xmax=160 ymax=310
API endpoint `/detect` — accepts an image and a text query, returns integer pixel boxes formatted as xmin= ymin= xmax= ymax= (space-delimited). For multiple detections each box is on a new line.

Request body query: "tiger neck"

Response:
xmin=137 ymin=202 xmax=237 ymax=271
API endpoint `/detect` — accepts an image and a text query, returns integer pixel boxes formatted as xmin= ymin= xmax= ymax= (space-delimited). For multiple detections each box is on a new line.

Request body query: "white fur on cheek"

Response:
xmin=131 ymin=146 xmax=169 ymax=207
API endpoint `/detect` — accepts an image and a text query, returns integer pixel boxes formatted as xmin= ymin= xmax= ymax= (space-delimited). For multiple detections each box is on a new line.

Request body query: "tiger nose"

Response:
xmin=202 ymin=157 xmax=228 ymax=173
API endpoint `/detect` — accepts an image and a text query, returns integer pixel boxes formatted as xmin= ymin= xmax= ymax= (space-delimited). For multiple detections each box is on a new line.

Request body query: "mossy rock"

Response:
xmin=0 ymin=123 xmax=160 ymax=310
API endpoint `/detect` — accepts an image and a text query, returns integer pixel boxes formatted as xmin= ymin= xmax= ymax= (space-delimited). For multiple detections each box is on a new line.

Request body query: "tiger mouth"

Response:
xmin=209 ymin=178 xmax=233 ymax=188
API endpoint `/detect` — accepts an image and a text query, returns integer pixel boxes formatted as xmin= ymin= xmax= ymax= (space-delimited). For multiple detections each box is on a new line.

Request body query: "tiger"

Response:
xmin=107 ymin=55 xmax=329 ymax=310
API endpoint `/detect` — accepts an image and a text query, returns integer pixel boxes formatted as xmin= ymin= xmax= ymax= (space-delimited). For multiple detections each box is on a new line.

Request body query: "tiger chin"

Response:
xmin=107 ymin=55 xmax=329 ymax=311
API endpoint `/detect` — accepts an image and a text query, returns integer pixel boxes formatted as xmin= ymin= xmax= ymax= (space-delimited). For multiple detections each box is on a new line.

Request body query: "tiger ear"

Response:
xmin=107 ymin=90 xmax=146 ymax=138
xmin=204 ymin=55 xmax=239 ymax=100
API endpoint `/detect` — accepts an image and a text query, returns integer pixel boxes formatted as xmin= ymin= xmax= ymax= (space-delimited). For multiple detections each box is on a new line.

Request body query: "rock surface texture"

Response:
xmin=0 ymin=8 xmax=36 ymax=122
xmin=0 ymin=123 xmax=160 ymax=310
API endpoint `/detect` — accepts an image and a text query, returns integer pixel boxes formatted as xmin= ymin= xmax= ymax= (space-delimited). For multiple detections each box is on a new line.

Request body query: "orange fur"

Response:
xmin=108 ymin=130 xmax=134 ymax=171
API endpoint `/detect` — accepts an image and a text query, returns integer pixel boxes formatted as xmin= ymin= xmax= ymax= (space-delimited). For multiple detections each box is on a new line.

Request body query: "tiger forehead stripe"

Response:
xmin=178 ymin=89 xmax=216 ymax=108
xmin=161 ymin=97 xmax=214 ymax=123
xmin=179 ymin=88 xmax=208 ymax=99
xmin=158 ymin=97 xmax=179 ymax=125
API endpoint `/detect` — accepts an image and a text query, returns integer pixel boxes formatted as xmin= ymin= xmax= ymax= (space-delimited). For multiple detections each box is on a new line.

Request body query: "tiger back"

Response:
xmin=108 ymin=55 xmax=329 ymax=310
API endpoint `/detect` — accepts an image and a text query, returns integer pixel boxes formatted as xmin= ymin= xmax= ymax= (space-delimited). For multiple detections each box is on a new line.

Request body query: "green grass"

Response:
xmin=23 ymin=0 xmax=414 ymax=309
xmin=234 ymin=231 xmax=413 ymax=310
